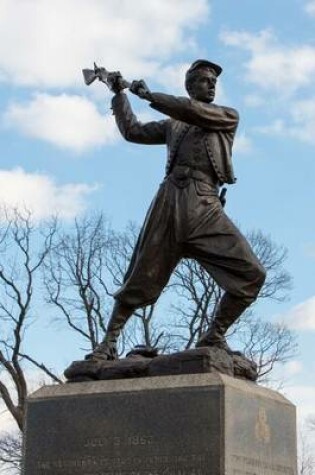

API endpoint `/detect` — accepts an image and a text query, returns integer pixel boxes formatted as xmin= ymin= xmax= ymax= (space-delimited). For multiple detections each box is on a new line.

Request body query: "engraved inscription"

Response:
xmin=36 ymin=453 xmax=207 ymax=474
xmin=36 ymin=469 xmax=205 ymax=475
xmin=84 ymin=434 xmax=154 ymax=448
xmin=232 ymin=454 xmax=294 ymax=474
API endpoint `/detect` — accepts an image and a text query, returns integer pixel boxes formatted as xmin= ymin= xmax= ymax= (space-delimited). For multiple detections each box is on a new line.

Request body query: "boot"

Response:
xmin=195 ymin=320 xmax=236 ymax=355
xmin=85 ymin=301 xmax=134 ymax=361
xmin=86 ymin=337 xmax=118 ymax=361
xmin=195 ymin=292 xmax=252 ymax=355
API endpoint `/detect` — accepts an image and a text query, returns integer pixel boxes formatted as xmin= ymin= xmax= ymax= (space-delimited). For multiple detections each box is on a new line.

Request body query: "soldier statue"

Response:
xmin=86 ymin=59 xmax=266 ymax=361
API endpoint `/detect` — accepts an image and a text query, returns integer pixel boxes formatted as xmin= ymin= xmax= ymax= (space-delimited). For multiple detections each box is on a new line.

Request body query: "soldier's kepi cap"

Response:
xmin=186 ymin=59 xmax=223 ymax=78
xmin=185 ymin=60 xmax=223 ymax=93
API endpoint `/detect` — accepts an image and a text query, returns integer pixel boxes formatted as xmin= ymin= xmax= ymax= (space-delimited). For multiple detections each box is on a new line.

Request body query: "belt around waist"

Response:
xmin=169 ymin=165 xmax=219 ymax=190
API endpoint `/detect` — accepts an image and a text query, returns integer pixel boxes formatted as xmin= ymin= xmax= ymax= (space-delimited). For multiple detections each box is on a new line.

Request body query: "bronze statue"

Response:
xmin=84 ymin=60 xmax=266 ymax=361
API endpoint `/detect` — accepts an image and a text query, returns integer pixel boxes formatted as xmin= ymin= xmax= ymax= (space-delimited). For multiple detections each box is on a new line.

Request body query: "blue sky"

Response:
xmin=0 ymin=0 xmax=314 ymax=444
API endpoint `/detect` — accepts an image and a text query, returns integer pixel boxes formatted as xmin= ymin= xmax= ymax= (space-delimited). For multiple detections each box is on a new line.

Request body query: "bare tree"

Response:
xmin=235 ymin=314 xmax=297 ymax=381
xmin=247 ymin=229 xmax=291 ymax=301
xmin=0 ymin=209 xmax=61 ymax=431
xmin=308 ymin=417 xmax=315 ymax=432
xmin=299 ymin=423 xmax=315 ymax=475
xmin=43 ymin=214 xmax=112 ymax=351
xmin=169 ymin=258 xmax=222 ymax=349
xmin=44 ymin=217 xmax=171 ymax=354
xmin=0 ymin=209 xmax=62 ymax=473
xmin=0 ymin=432 xmax=22 ymax=474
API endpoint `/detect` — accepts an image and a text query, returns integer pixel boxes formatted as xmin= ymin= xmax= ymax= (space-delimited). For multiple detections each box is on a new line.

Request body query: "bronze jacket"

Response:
xmin=111 ymin=92 xmax=239 ymax=185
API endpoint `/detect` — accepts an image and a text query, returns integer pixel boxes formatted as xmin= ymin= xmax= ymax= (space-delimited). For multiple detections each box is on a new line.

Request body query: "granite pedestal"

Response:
xmin=23 ymin=374 xmax=297 ymax=475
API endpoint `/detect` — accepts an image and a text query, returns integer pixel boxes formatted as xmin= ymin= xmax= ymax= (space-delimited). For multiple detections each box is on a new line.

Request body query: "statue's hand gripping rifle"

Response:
xmin=82 ymin=63 xmax=149 ymax=98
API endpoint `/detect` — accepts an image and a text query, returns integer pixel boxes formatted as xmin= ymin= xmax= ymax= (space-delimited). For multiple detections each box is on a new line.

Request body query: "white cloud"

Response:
xmin=288 ymin=98 xmax=315 ymax=145
xmin=213 ymin=81 xmax=227 ymax=104
xmin=283 ymin=360 xmax=303 ymax=377
xmin=0 ymin=376 xmax=19 ymax=434
xmin=285 ymin=385 xmax=315 ymax=421
xmin=158 ymin=63 xmax=190 ymax=94
xmin=233 ymin=132 xmax=253 ymax=155
xmin=305 ymin=0 xmax=315 ymax=16
xmin=256 ymin=99 xmax=315 ymax=146
xmin=269 ymin=360 xmax=304 ymax=388
xmin=221 ymin=29 xmax=315 ymax=146
xmin=284 ymin=296 xmax=315 ymax=330
xmin=220 ymin=29 xmax=315 ymax=96
xmin=4 ymin=93 xmax=118 ymax=152
xmin=255 ymin=119 xmax=285 ymax=136
xmin=0 ymin=410 xmax=16 ymax=435
xmin=0 ymin=0 xmax=209 ymax=88
xmin=0 ymin=367 xmax=59 ymax=436
xmin=284 ymin=385 xmax=315 ymax=455
xmin=0 ymin=168 xmax=97 ymax=220
xmin=244 ymin=94 xmax=265 ymax=108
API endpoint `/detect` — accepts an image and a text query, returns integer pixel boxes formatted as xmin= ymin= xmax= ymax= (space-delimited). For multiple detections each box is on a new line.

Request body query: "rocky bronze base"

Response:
xmin=64 ymin=347 xmax=258 ymax=383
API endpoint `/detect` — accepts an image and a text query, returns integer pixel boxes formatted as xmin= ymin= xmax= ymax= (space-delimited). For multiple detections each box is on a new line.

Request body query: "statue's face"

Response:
xmin=189 ymin=70 xmax=217 ymax=103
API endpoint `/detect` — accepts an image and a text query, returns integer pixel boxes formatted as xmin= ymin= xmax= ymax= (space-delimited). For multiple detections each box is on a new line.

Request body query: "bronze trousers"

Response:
xmin=115 ymin=177 xmax=265 ymax=310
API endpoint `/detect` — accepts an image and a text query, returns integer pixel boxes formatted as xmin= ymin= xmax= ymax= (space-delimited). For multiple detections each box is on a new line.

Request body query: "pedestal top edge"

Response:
xmin=27 ymin=373 xmax=293 ymax=406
